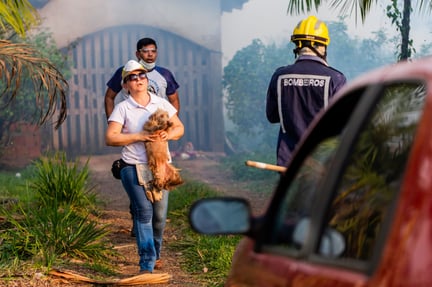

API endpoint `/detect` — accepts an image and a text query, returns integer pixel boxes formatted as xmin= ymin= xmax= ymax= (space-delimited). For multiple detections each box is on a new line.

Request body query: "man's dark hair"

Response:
xmin=137 ymin=38 xmax=157 ymax=51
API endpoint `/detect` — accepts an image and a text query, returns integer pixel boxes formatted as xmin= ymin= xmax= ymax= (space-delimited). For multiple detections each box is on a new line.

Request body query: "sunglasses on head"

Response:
xmin=125 ymin=72 xmax=147 ymax=83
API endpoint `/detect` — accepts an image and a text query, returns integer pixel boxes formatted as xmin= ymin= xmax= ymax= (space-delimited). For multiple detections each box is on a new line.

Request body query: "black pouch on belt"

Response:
xmin=111 ymin=159 xmax=130 ymax=180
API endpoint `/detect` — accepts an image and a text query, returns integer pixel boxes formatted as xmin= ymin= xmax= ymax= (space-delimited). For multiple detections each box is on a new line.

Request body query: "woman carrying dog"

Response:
xmin=105 ymin=59 xmax=184 ymax=273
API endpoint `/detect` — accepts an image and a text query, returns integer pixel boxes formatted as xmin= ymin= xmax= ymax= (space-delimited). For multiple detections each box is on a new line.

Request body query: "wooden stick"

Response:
xmin=245 ymin=160 xmax=286 ymax=172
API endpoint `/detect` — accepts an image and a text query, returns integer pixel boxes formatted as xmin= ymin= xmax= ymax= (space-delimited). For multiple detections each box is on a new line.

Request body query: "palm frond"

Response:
xmin=417 ymin=0 xmax=432 ymax=14
xmin=329 ymin=0 xmax=377 ymax=23
xmin=287 ymin=0 xmax=323 ymax=15
xmin=0 ymin=40 xmax=67 ymax=129
xmin=0 ymin=0 xmax=39 ymax=37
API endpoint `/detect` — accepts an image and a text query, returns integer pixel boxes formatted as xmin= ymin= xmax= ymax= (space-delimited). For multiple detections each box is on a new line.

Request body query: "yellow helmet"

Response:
xmin=291 ymin=16 xmax=330 ymax=46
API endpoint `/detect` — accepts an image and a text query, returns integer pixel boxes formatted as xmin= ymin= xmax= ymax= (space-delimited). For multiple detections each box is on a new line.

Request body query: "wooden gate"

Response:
xmin=52 ymin=25 xmax=224 ymax=156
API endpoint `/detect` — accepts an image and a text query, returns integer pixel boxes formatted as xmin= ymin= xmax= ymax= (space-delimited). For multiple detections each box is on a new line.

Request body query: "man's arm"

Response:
xmin=105 ymin=88 xmax=118 ymax=119
xmin=266 ymin=77 xmax=280 ymax=123
xmin=168 ymin=91 xmax=180 ymax=114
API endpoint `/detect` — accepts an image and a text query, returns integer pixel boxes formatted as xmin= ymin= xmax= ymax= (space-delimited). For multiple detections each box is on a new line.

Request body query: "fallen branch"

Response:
xmin=49 ymin=269 xmax=171 ymax=285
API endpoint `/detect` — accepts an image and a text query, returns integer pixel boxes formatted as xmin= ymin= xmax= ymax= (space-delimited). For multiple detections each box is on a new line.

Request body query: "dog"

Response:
xmin=143 ymin=108 xmax=184 ymax=191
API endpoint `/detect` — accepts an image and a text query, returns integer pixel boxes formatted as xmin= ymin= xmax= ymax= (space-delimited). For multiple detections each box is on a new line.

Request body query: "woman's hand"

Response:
xmin=158 ymin=130 xmax=169 ymax=141
xmin=141 ymin=131 xmax=160 ymax=142
xmin=143 ymin=131 xmax=168 ymax=141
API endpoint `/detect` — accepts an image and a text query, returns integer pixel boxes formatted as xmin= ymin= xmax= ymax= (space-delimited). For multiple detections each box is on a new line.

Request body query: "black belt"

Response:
xmin=120 ymin=159 xmax=135 ymax=167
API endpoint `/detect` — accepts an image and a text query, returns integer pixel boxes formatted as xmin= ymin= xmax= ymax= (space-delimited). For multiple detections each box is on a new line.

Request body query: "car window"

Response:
xmin=273 ymin=136 xmax=340 ymax=247
xmin=320 ymin=82 xmax=426 ymax=262
xmin=268 ymin=82 xmax=426 ymax=264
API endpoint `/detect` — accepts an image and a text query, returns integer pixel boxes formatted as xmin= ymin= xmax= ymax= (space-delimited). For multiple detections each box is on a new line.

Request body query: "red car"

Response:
xmin=189 ymin=56 xmax=432 ymax=286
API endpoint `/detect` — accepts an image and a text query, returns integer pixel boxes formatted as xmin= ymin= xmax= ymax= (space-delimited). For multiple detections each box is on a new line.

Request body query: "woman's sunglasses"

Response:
xmin=125 ymin=72 xmax=147 ymax=83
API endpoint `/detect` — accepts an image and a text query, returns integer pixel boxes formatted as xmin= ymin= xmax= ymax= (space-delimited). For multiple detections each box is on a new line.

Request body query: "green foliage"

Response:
xmin=224 ymin=39 xmax=288 ymax=136
xmin=174 ymin=235 xmax=240 ymax=286
xmin=386 ymin=0 xmax=415 ymax=60
xmin=0 ymin=167 xmax=35 ymax=204
xmin=0 ymin=32 xmax=69 ymax=123
xmin=330 ymin=83 xmax=425 ymax=259
xmin=169 ymin=181 xmax=219 ymax=211
xmin=0 ymin=31 xmax=70 ymax=152
xmin=0 ymin=0 xmax=39 ymax=38
xmin=31 ymin=152 xmax=98 ymax=211
xmin=221 ymin=152 xmax=278 ymax=184
xmin=168 ymin=181 xmax=240 ymax=287
xmin=327 ymin=19 xmax=395 ymax=79
xmin=0 ymin=152 xmax=115 ymax=273
xmin=1 ymin=202 xmax=113 ymax=269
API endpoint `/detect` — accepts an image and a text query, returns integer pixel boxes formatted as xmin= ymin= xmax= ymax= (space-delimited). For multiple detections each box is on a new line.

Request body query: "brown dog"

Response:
xmin=143 ymin=109 xmax=183 ymax=190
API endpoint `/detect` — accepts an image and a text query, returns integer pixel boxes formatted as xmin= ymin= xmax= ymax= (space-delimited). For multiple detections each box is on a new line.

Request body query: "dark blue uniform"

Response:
xmin=266 ymin=55 xmax=346 ymax=167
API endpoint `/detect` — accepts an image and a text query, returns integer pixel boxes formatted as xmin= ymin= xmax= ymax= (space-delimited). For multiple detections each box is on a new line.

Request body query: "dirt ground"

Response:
xmin=8 ymin=153 xmax=268 ymax=287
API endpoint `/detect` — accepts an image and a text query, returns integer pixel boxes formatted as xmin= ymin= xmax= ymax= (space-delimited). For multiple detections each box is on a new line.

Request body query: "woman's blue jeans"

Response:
xmin=120 ymin=165 xmax=168 ymax=272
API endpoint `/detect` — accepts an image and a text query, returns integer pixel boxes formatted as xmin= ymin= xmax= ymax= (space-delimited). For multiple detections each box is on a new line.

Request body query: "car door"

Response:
xmin=250 ymin=80 xmax=427 ymax=286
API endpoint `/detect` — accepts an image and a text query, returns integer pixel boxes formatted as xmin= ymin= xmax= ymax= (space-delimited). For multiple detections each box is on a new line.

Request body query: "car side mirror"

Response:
xmin=189 ymin=198 xmax=251 ymax=235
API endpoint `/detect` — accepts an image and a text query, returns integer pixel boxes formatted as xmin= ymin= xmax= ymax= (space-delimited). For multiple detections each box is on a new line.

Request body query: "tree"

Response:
xmin=386 ymin=0 xmax=414 ymax=60
xmin=326 ymin=20 xmax=394 ymax=78
xmin=286 ymin=0 xmax=432 ymax=61
xmin=223 ymin=39 xmax=283 ymax=152
xmin=0 ymin=0 xmax=67 ymax=129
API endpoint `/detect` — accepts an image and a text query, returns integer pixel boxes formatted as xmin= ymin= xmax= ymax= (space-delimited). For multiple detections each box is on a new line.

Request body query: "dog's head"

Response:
xmin=143 ymin=108 xmax=173 ymax=133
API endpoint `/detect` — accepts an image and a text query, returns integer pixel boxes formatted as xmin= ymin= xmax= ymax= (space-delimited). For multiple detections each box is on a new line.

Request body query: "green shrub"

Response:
xmin=31 ymin=152 xmax=98 ymax=211
xmin=0 ymin=152 xmax=115 ymax=273
xmin=1 ymin=201 xmax=113 ymax=269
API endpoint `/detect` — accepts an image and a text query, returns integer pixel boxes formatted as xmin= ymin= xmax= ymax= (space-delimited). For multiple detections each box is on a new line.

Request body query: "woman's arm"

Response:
xmin=105 ymin=121 xmax=157 ymax=146
xmin=159 ymin=114 xmax=184 ymax=141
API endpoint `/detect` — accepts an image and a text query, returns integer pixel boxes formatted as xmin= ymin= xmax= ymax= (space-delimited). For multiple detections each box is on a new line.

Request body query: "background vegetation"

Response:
xmin=0 ymin=152 xmax=116 ymax=278
xmin=0 ymin=154 xmax=240 ymax=287
xmin=222 ymin=17 xmax=432 ymax=164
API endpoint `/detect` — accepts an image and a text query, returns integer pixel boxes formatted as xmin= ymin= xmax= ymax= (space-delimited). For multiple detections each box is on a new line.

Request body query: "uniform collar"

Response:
xmin=295 ymin=55 xmax=328 ymax=66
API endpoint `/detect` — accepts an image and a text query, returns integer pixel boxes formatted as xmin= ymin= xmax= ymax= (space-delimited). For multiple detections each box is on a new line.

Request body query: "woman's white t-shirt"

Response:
xmin=108 ymin=92 xmax=177 ymax=165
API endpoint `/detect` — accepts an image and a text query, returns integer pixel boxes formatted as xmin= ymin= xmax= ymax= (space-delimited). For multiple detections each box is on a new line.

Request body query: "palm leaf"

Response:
xmin=287 ymin=0 xmax=323 ymax=14
xmin=329 ymin=0 xmax=377 ymax=23
xmin=0 ymin=40 xmax=67 ymax=128
xmin=0 ymin=0 xmax=39 ymax=38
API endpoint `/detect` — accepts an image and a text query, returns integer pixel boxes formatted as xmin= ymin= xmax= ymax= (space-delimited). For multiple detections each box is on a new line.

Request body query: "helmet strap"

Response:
xmin=308 ymin=45 xmax=327 ymax=62
xmin=293 ymin=41 xmax=327 ymax=61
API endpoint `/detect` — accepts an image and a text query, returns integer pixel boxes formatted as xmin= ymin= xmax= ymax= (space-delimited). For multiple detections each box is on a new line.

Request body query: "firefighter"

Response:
xmin=266 ymin=15 xmax=347 ymax=167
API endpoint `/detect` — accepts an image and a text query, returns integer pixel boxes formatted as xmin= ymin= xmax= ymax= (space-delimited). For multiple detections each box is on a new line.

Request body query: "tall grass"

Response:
xmin=0 ymin=152 xmax=115 ymax=274
xmin=167 ymin=154 xmax=279 ymax=286
xmin=168 ymin=181 xmax=241 ymax=287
